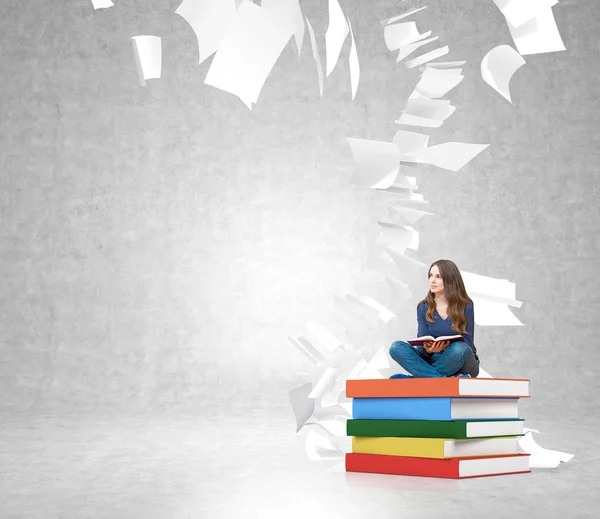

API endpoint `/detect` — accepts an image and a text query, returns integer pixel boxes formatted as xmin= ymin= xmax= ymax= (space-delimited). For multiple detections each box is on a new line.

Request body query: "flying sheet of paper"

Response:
xmin=404 ymin=98 xmax=456 ymax=121
xmin=175 ymin=0 xmax=236 ymax=65
xmin=519 ymin=429 xmax=575 ymax=468
xmin=288 ymin=382 xmax=315 ymax=432
xmin=481 ymin=45 xmax=526 ymax=104
xmin=471 ymin=299 xmax=524 ymax=326
xmin=426 ymin=60 xmax=466 ymax=68
xmin=325 ymin=0 xmax=349 ymax=76
xmin=204 ymin=1 xmax=294 ymax=105
xmin=308 ymin=366 xmax=340 ymax=399
xmin=262 ymin=0 xmax=305 ymax=56
xmin=305 ymin=18 xmax=324 ymax=97
xmin=305 ymin=428 xmax=344 ymax=461
xmin=383 ymin=6 xmax=427 ymax=26
xmin=376 ymin=187 xmax=426 ymax=203
xmin=305 ymin=321 xmax=345 ymax=353
xmin=289 ymin=336 xmax=320 ymax=365
xmin=396 ymin=114 xmax=443 ymax=128
xmin=413 ymin=67 xmax=464 ymax=98
xmin=393 ymin=130 xmax=430 ymax=158
xmin=507 ymin=6 xmax=565 ymax=56
xmin=358 ymin=296 xmax=396 ymax=323
xmin=405 ymin=45 xmax=449 ymax=68
xmin=388 ymin=204 xmax=434 ymax=225
xmin=406 ymin=142 xmax=489 ymax=171
xmin=493 ymin=0 xmax=559 ymax=29
xmin=92 ymin=0 xmax=113 ymax=8
xmin=348 ymin=19 xmax=360 ymax=99
xmin=460 ymin=270 xmax=521 ymax=305
xmin=345 ymin=138 xmax=401 ymax=189
xmin=397 ymin=35 xmax=438 ymax=62
xmin=384 ymin=22 xmax=428 ymax=51
xmin=385 ymin=247 xmax=427 ymax=277
xmin=383 ymin=175 xmax=418 ymax=190
xmin=131 ymin=36 xmax=162 ymax=87
xmin=376 ymin=221 xmax=419 ymax=251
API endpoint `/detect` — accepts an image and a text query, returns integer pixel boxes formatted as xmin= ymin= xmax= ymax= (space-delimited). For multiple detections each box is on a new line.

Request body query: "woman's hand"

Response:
xmin=424 ymin=340 xmax=450 ymax=354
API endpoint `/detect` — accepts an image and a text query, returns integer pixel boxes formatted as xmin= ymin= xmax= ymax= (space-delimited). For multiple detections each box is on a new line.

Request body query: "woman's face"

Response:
xmin=429 ymin=265 xmax=444 ymax=295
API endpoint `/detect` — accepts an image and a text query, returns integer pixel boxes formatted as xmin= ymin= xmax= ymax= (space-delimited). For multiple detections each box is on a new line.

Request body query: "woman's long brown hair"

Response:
xmin=417 ymin=259 xmax=474 ymax=335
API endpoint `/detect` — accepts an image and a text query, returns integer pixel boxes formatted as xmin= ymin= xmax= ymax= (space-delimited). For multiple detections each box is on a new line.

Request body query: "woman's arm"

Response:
xmin=417 ymin=303 xmax=429 ymax=337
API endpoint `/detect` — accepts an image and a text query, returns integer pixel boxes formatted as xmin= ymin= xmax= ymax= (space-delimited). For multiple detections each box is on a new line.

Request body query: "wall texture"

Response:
xmin=1 ymin=0 xmax=598 ymax=420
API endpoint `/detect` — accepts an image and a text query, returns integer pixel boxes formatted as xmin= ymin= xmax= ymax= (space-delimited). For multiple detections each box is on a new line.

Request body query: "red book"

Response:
xmin=346 ymin=452 xmax=531 ymax=479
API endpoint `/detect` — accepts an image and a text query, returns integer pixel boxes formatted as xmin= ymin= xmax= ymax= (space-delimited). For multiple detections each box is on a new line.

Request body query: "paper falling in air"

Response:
xmin=519 ymin=428 xmax=575 ymax=468
xmin=289 ymin=382 xmax=315 ymax=432
xmin=461 ymin=270 xmax=522 ymax=307
xmin=305 ymin=428 xmax=344 ymax=461
xmin=348 ymin=19 xmax=360 ymax=99
xmin=304 ymin=321 xmax=345 ymax=353
xmin=358 ymin=296 xmax=396 ymax=324
xmin=397 ymin=36 xmax=438 ymax=63
xmin=262 ymin=0 xmax=305 ymax=56
xmin=384 ymin=22 xmax=426 ymax=51
xmin=325 ymin=0 xmax=349 ymax=76
xmin=346 ymin=138 xmax=401 ymax=189
xmin=388 ymin=204 xmax=434 ymax=225
xmin=305 ymin=18 xmax=324 ymax=97
xmin=493 ymin=0 xmax=559 ymax=29
xmin=404 ymin=98 xmax=456 ymax=122
xmin=383 ymin=6 xmax=427 ymax=26
xmin=309 ymin=366 xmax=341 ymax=399
xmin=471 ymin=300 xmax=524 ymax=326
xmin=92 ymin=0 xmax=113 ymax=8
xmin=413 ymin=67 xmax=464 ymax=98
xmin=289 ymin=335 xmax=325 ymax=365
xmin=405 ymin=45 xmax=449 ymax=69
xmin=204 ymin=1 xmax=294 ymax=106
xmin=175 ymin=0 xmax=236 ymax=65
xmin=393 ymin=130 xmax=430 ymax=158
xmin=481 ymin=45 xmax=526 ymax=104
xmin=406 ymin=142 xmax=489 ymax=172
xmin=426 ymin=60 xmax=466 ymax=69
xmin=385 ymin=247 xmax=427 ymax=277
xmin=375 ymin=221 xmax=420 ymax=252
xmin=131 ymin=36 xmax=162 ymax=87
xmin=507 ymin=6 xmax=565 ymax=56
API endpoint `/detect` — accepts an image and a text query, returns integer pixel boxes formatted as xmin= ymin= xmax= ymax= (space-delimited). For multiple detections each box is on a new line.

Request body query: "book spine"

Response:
xmin=346 ymin=453 xmax=459 ymax=478
xmin=347 ymin=419 xmax=466 ymax=438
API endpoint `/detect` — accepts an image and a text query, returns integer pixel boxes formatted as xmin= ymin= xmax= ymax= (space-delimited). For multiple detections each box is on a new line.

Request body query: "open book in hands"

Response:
xmin=407 ymin=335 xmax=463 ymax=347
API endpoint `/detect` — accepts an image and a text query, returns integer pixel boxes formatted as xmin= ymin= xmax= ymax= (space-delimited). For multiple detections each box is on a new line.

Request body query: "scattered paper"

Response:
xmin=304 ymin=321 xmax=345 ymax=353
xmin=493 ymin=0 xmax=559 ymax=29
xmin=345 ymin=138 xmax=401 ymax=189
xmin=507 ymin=6 xmax=565 ymax=56
xmin=384 ymin=22 xmax=426 ymax=51
xmin=387 ymin=204 xmax=434 ymax=225
xmin=393 ymin=130 xmax=430 ymax=158
xmin=397 ymin=35 xmax=438 ymax=62
xmin=404 ymin=98 xmax=456 ymax=122
xmin=325 ymin=0 xmax=349 ymax=76
xmin=406 ymin=142 xmax=489 ymax=171
xmin=288 ymin=335 xmax=324 ymax=365
xmin=383 ymin=6 xmax=428 ymax=26
xmin=385 ymin=247 xmax=427 ymax=277
xmin=92 ymin=0 xmax=113 ymax=8
xmin=289 ymin=382 xmax=315 ymax=432
xmin=405 ymin=45 xmax=449 ymax=68
xmin=309 ymin=366 xmax=341 ymax=399
xmin=131 ymin=36 xmax=162 ymax=87
xmin=412 ymin=67 xmax=464 ymax=98
xmin=461 ymin=271 xmax=522 ymax=307
xmin=262 ymin=0 xmax=305 ymax=56
xmin=375 ymin=221 xmax=420 ymax=251
xmin=358 ymin=296 xmax=396 ymax=323
xmin=481 ymin=44 xmax=526 ymax=104
xmin=348 ymin=19 xmax=360 ymax=99
xmin=175 ymin=0 xmax=236 ymax=65
xmin=471 ymin=299 xmax=524 ymax=326
xmin=425 ymin=60 xmax=466 ymax=68
xmin=519 ymin=428 xmax=575 ymax=468
xmin=305 ymin=18 xmax=324 ymax=97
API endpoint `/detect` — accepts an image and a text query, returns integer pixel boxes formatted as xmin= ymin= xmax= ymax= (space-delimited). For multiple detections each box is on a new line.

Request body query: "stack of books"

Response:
xmin=345 ymin=377 xmax=531 ymax=479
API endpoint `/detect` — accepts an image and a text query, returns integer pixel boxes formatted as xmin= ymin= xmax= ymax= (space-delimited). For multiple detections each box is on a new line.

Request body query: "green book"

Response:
xmin=347 ymin=418 xmax=525 ymax=439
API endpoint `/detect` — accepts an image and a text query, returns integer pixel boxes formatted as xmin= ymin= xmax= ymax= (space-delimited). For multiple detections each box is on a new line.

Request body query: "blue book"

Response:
xmin=352 ymin=397 xmax=520 ymax=421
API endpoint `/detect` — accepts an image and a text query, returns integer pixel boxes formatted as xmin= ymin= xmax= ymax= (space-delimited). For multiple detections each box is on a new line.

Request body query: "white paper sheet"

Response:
xmin=481 ymin=44 xmax=526 ymax=104
xmin=325 ymin=0 xmax=349 ymax=76
xmin=204 ymin=1 xmax=294 ymax=105
xmin=376 ymin=221 xmax=420 ymax=251
xmin=387 ymin=203 xmax=434 ymax=225
xmin=405 ymin=98 xmax=456 ymax=121
xmin=348 ymin=19 xmax=360 ymax=99
xmin=288 ymin=382 xmax=315 ymax=432
xmin=413 ymin=67 xmax=464 ymax=98
xmin=131 ymin=36 xmax=162 ymax=87
xmin=309 ymin=366 xmax=341 ymax=399
xmin=507 ymin=6 xmax=566 ymax=56
xmin=262 ymin=0 xmax=305 ymax=56
xmin=345 ymin=138 xmax=401 ymax=189
xmin=405 ymin=45 xmax=449 ymax=68
xmin=393 ymin=130 xmax=430 ymax=158
xmin=384 ymin=22 xmax=425 ymax=51
xmin=383 ymin=6 xmax=427 ymax=26
xmin=471 ymin=299 xmax=524 ymax=326
xmin=175 ymin=0 xmax=236 ymax=65
xmin=493 ymin=0 xmax=559 ymax=29
xmin=396 ymin=35 xmax=438 ymax=62
xmin=461 ymin=270 xmax=521 ymax=304
xmin=396 ymin=114 xmax=444 ymax=128
xmin=92 ymin=0 xmax=113 ymax=8
xmin=289 ymin=335 xmax=320 ymax=365
xmin=305 ymin=18 xmax=324 ymax=97
xmin=305 ymin=321 xmax=345 ymax=353
xmin=385 ymin=247 xmax=428 ymax=277
xmin=425 ymin=60 xmax=467 ymax=68
xmin=406 ymin=142 xmax=489 ymax=171
xmin=358 ymin=296 xmax=397 ymax=323
xmin=519 ymin=428 xmax=575 ymax=468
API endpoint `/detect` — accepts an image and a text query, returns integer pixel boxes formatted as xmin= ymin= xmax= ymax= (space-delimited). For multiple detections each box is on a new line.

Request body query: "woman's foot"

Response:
xmin=390 ymin=373 xmax=414 ymax=379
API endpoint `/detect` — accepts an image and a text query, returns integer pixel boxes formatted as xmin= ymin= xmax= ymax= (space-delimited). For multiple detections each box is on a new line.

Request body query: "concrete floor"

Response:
xmin=0 ymin=405 xmax=596 ymax=519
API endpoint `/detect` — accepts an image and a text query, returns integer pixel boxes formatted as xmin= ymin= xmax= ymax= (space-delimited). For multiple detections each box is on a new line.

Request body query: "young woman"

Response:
xmin=389 ymin=259 xmax=480 ymax=378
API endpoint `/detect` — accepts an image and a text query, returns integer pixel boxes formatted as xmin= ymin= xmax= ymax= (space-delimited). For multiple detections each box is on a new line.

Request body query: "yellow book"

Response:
xmin=352 ymin=436 xmax=520 ymax=459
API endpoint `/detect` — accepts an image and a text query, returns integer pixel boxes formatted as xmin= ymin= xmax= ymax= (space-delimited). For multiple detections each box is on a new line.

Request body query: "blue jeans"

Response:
xmin=389 ymin=340 xmax=480 ymax=378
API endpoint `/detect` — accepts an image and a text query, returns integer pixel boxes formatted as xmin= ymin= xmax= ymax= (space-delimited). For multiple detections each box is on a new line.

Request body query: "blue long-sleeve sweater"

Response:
xmin=417 ymin=302 xmax=479 ymax=361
